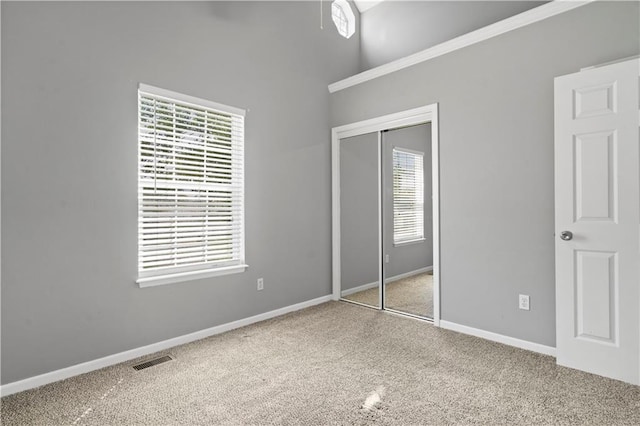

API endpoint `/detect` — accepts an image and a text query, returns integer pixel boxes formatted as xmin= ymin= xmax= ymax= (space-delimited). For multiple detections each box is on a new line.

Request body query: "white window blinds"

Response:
xmin=137 ymin=84 xmax=245 ymax=282
xmin=392 ymin=148 xmax=424 ymax=245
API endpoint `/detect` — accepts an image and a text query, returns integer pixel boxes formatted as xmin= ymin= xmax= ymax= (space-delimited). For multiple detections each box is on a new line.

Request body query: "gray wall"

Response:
xmin=383 ymin=124 xmax=433 ymax=279
xmin=340 ymin=133 xmax=379 ymax=291
xmin=360 ymin=1 xmax=545 ymax=70
xmin=331 ymin=1 xmax=640 ymax=347
xmin=1 ymin=1 xmax=359 ymax=384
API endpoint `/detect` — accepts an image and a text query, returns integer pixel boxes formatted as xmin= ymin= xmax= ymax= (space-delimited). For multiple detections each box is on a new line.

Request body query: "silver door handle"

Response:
xmin=560 ymin=231 xmax=573 ymax=241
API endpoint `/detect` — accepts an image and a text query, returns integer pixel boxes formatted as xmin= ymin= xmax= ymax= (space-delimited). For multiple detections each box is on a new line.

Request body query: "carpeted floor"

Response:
xmin=2 ymin=301 xmax=639 ymax=425
xmin=344 ymin=272 xmax=433 ymax=318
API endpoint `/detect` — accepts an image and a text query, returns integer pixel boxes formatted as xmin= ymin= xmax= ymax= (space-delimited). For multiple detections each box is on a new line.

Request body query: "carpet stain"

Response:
xmin=362 ymin=386 xmax=386 ymax=411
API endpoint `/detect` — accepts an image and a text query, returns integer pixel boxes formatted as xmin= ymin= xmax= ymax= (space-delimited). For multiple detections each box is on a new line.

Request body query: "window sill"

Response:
xmin=137 ymin=264 xmax=248 ymax=288
xmin=393 ymin=238 xmax=426 ymax=247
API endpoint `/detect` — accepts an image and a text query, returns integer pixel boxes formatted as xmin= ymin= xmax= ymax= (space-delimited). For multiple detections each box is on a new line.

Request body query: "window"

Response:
xmin=331 ymin=0 xmax=356 ymax=39
xmin=392 ymin=148 xmax=424 ymax=245
xmin=137 ymin=84 xmax=246 ymax=287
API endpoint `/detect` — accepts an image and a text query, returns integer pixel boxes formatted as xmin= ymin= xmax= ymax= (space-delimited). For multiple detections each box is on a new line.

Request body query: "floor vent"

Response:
xmin=132 ymin=355 xmax=173 ymax=371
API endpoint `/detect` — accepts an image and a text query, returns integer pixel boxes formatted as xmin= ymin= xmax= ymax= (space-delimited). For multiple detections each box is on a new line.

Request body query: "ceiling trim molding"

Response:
xmin=328 ymin=0 xmax=596 ymax=93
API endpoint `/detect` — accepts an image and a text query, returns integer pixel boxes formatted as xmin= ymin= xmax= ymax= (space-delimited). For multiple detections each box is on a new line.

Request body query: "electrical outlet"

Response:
xmin=385 ymin=254 xmax=390 ymax=264
xmin=257 ymin=278 xmax=264 ymax=291
xmin=519 ymin=294 xmax=530 ymax=311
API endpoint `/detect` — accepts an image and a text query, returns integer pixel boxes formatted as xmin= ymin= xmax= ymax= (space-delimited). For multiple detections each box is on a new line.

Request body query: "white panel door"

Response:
xmin=554 ymin=58 xmax=640 ymax=385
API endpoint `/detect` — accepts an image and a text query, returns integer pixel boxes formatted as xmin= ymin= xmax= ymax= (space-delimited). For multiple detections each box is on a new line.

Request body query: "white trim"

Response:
xmin=137 ymin=264 xmax=248 ymax=288
xmin=331 ymin=132 xmax=341 ymax=301
xmin=341 ymin=281 xmax=379 ymax=297
xmin=440 ymin=320 xmax=557 ymax=357
xmin=138 ymin=83 xmax=246 ymax=116
xmin=386 ymin=265 xmax=433 ymax=284
xmin=431 ymin=106 xmax=440 ymax=326
xmin=341 ymin=266 xmax=433 ymax=297
xmin=332 ymin=105 xmax=436 ymax=139
xmin=580 ymin=54 xmax=640 ymax=71
xmin=377 ymin=131 xmax=384 ymax=309
xmin=331 ymin=104 xmax=440 ymax=324
xmin=0 ymin=295 xmax=332 ymax=397
xmin=328 ymin=0 xmax=595 ymax=93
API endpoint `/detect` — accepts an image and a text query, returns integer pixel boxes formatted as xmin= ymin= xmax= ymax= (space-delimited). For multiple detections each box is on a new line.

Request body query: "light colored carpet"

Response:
xmin=2 ymin=301 xmax=639 ymax=425
xmin=344 ymin=272 xmax=433 ymax=318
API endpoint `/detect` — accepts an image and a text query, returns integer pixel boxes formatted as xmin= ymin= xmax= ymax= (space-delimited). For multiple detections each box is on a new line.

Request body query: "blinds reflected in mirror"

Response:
xmin=392 ymin=148 xmax=424 ymax=245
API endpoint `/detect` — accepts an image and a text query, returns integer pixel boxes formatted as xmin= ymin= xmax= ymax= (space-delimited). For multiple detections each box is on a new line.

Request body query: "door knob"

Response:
xmin=560 ymin=231 xmax=573 ymax=241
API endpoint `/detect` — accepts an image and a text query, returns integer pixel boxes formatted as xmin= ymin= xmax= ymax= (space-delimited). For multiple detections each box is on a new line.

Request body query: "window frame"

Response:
xmin=136 ymin=83 xmax=247 ymax=288
xmin=331 ymin=0 xmax=356 ymax=39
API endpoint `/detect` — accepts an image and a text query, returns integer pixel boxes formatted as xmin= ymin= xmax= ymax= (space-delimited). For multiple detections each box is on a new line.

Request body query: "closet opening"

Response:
xmin=331 ymin=105 xmax=440 ymax=323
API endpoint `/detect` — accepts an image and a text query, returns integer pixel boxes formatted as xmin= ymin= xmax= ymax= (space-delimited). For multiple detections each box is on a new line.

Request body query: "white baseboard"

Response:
xmin=341 ymin=281 xmax=379 ymax=297
xmin=0 ymin=295 xmax=332 ymax=397
xmin=386 ymin=266 xmax=433 ymax=284
xmin=439 ymin=320 xmax=556 ymax=357
xmin=341 ymin=266 xmax=433 ymax=297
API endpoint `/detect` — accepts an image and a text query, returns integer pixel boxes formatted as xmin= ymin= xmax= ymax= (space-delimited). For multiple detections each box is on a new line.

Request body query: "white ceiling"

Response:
xmin=353 ymin=0 xmax=385 ymax=14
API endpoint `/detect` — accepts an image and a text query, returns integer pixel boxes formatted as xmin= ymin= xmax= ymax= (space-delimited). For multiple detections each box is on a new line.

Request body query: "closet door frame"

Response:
xmin=331 ymin=104 xmax=440 ymax=325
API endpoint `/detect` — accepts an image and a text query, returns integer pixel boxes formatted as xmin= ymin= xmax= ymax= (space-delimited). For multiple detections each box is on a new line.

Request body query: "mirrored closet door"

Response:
xmin=382 ymin=124 xmax=434 ymax=319
xmin=339 ymin=132 xmax=381 ymax=309
xmin=334 ymin=112 xmax=437 ymax=321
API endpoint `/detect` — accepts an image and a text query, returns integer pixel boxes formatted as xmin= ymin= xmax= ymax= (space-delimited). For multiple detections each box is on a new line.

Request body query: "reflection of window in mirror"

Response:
xmin=392 ymin=148 xmax=424 ymax=246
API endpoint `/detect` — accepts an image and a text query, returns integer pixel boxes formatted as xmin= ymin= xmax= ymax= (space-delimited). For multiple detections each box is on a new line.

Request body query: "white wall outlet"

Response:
xmin=257 ymin=278 xmax=264 ymax=291
xmin=385 ymin=254 xmax=390 ymax=264
xmin=519 ymin=294 xmax=530 ymax=310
